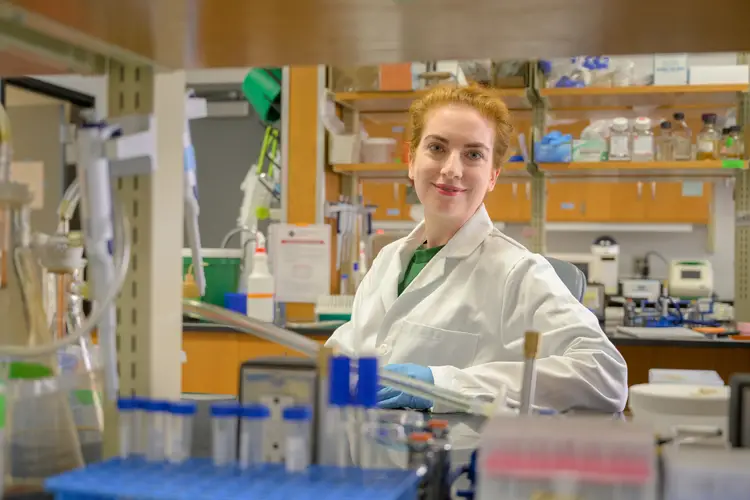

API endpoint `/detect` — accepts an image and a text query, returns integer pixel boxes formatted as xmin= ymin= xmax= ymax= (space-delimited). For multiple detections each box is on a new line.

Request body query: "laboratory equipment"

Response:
xmin=242 ymin=68 xmax=282 ymax=124
xmin=356 ymin=354 xmax=379 ymax=468
xmin=728 ymin=373 xmax=750 ymax=449
xmin=245 ymin=232 xmax=274 ymax=322
xmin=631 ymin=116 xmax=655 ymax=161
xmin=168 ymin=400 xmax=197 ymax=464
xmin=239 ymin=403 xmax=269 ymax=469
xmin=210 ymin=401 xmax=240 ymax=467
xmin=696 ymin=113 xmax=720 ymax=160
xmin=322 ymin=354 xmax=351 ymax=467
xmin=182 ymin=91 xmax=209 ymax=297
xmin=545 ymin=252 xmax=597 ymax=283
xmin=144 ymin=400 xmax=169 ymax=462
xmin=668 ymin=259 xmax=713 ymax=299
xmin=406 ymin=431 xmax=432 ymax=470
xmin=238 ymin=357 xmax=319 ymax=463
xmin=656 ymin=120 xmax=674 ymax=161
xmin=591 ymin=236 xmax=619 ymax=295
xmin=283 ymin=405 xmax=312 ymax=473
xmin=608 ymin=117 xmax=631 ymax=161
xmin=519 ymin=331 xmax=540 ymax=415
xmin=621 ymin=278 xmax=662 ymax=301
xmin=117 ymin=398 xmax=137 ymax=459
xmin=476 ymin=416 xmax=657 ymax=500
xmin=425 ymin=420 xmax=452 ymax=500
xmin=672 ymin=112 xmax=692 ymax=161
xmin=629 ymin=383 xmax=730 ymax=438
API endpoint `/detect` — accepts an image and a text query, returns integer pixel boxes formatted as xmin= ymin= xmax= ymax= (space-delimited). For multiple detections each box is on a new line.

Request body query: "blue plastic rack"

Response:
xmin=45 ymin=458 xmax=422 ymax=500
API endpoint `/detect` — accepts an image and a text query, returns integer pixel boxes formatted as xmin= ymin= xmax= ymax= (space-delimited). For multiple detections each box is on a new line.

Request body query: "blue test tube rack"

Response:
xmin=45 ymin=458 xmax=422 ymax=500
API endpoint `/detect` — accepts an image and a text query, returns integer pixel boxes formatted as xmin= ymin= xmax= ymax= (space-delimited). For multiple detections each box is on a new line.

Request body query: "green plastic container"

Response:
xmin=182 ymin=248 xmax=242 ymax=308
xmin=242 ymin=68 xmax=282 ymax=124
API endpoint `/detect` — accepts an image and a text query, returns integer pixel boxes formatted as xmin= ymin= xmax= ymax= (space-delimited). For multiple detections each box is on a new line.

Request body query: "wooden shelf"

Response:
xmin=538 ymin=161 xmax=744 ymax=180
xmin=540 ymin=85 xmax=747 ymax=112
xmin=334 ymin=88 xmax=531 ymax=114
xmin=332 ymin=163 xmax=409 ymax=181
xmin=332 ymin=162 xmax=531 ymax=181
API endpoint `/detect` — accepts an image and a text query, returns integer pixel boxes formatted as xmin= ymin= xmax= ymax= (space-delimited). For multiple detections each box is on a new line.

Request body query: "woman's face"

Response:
xmin=409 ymin=104 xmax=499 ymax=225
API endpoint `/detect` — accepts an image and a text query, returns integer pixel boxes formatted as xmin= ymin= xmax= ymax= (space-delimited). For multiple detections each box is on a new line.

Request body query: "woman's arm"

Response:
xmin=429 ymin=255 xmax=628 ymax=413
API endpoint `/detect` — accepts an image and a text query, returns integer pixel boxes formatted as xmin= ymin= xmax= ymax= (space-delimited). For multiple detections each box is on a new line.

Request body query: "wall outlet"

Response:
xmin=260 ymin=394 xmax=293 ymax=463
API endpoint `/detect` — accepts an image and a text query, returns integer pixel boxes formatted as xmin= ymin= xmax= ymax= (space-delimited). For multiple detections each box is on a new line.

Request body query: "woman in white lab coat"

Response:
xmin=325 ymin=85 xmax=628 ymax=413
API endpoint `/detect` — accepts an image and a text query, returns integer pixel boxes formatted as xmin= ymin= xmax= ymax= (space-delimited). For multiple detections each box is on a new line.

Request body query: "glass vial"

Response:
xmin=608 ymin=117 xmax=631 ymax=161
xmin=631 ymin=117 xmax=654 ymax=162
xmin=696 ymin=113 xmax=720 ymax=160
xmin=656 ymin=121 xmax=675 ymax=161
xmin=672 ymin=112 xmax=692 ymax=161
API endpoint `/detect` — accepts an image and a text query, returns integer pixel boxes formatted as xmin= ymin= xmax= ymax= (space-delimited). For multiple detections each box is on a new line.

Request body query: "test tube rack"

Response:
xmin=45 ymin=458 xmax=422 ymax=500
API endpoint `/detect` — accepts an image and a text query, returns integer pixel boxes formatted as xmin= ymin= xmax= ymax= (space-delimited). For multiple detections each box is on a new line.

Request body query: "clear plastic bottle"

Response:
xmin=608 ymin=117 xmax=631 ymax=161
xmin=656 ymin=121 xmax=675 ymax=161
xmin=631 ymin=117 xmax=655 ymax=162
xmin=696 ymin=113 xmax=720 ymax=160
xmin=672 ymin=112 xmax=692 ymax=161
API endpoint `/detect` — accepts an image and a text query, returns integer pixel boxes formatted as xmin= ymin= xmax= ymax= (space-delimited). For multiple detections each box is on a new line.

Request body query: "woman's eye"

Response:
xmin=466 ymin=150 xmax=484 ymax=161
xmin=427 ymin=143 xmax=444 ymax=153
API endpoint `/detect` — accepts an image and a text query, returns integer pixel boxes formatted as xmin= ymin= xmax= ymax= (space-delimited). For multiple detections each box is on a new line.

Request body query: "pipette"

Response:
xmin=183 ymin=91 xmax=208 ymax=296
xmin=519 ymin=331 xmax=541 ymax=414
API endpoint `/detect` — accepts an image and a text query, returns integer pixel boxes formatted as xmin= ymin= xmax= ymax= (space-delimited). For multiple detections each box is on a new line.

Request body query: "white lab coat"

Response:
xmin=325 ymin=205 xmax=628 ymax=413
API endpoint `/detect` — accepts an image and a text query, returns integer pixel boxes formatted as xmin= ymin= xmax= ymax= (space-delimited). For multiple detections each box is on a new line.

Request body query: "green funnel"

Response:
xmin=242 ymin=68 xmax=282 ymax=124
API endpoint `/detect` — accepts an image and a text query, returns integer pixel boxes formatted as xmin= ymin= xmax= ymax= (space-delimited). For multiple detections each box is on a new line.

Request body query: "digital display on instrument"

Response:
xmin=681 ymin=270 xmax=702 ymax=280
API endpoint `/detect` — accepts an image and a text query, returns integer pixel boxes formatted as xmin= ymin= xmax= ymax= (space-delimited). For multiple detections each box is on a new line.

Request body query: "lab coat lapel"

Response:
xmin=379 ymin=223 xmax=426 ymax=311
xmin=397 ymin=205 xmax=495 ymax=298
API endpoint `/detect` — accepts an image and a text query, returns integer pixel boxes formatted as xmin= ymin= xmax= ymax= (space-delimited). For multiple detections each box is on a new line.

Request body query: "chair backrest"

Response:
xmin=545 ymin=257 xmax=586 ymax=302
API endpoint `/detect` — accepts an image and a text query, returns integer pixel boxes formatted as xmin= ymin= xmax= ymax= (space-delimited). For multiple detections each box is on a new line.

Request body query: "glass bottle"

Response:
xmin=672 ymin=112 xmax=692 ymax=161
xmin=727 ymin=126 xmax=744 ymax=159
xmin=696 ymin=113 xmax=720 ymax=160
xmin=608 ymin=117 xmax=631 ymax=161
xmin=656 ymin=121 xmax=675 ymax=161
xmin=631 ymin=117 xmax=654 ymax=162
xmin=719 ymin=128 xmax=730 ymax=158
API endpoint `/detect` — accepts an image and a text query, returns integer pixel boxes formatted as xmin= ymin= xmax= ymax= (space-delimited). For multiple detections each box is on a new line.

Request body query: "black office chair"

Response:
xmin=545 ymin=257 xmax=586 ymax=302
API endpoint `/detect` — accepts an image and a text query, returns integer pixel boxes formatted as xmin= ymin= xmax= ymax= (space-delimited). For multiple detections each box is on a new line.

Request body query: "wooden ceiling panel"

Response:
xmin=0 ymin=47 xmax=72 ymax=76
xmin=5 ymin=0 xmax=750 ymax=69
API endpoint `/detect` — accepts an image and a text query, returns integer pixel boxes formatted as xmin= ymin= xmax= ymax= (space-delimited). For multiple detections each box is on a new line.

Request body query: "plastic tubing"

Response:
xmin=0 ymin=197 xmax=131 ymax=357
xmin=57 ymin=178 xmax=81 ymax=227
xmin=182 ymin=301 xmax=493 ymax=417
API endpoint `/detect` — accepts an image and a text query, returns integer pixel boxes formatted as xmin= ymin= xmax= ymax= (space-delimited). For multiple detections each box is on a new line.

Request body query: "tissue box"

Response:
xmin=535 ymin=142 xmax=572 ymax=163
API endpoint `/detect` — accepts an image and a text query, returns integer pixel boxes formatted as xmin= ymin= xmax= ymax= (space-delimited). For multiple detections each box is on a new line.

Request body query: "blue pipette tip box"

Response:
xmin=45 ymin=458 xmax=422 ymax=500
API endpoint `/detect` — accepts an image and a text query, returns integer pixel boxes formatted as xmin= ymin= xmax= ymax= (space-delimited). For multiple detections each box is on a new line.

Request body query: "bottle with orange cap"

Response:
xmin=245 ymin=232 xmax=274 ymax=322
xmin=426 ymin=419 xmax=452 ymax=500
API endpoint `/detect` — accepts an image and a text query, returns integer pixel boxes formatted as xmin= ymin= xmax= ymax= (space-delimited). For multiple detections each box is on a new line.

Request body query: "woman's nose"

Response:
xmin=440 ymin=151 xmax=462 ymax=178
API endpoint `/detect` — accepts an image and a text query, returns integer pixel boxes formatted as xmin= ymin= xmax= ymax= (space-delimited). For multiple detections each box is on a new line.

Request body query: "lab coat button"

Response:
xmin=377 ymin=344 xmax=390 ymax=356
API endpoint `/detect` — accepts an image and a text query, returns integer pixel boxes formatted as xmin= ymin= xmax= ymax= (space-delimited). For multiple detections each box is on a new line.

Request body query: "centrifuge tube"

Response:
xmin=168 ymin=400 xmax=197 ymax=464
xmin=239 ymin=404 xmax=269 ymax=469
xmin=283 ymin=405 xmax=312 ymax=473
xmin=117 ymin=397 xmax=137 ymax=459
xmin=144 ymin=399 xmax=170 ymax=462
xmin=210 ymin=402 xmax=240 ymax=467
xmin=356 ymin=355 xmax=379 ymax=469
xmin=325 ymin=355 xmax=351 ymax=467
xmin=131 ymin=396 xmax=148 ymax=456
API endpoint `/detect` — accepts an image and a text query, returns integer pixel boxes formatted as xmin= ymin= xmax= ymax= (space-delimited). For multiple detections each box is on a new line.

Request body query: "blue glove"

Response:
xmin=377 ymin=363 xmax=434 ymax=410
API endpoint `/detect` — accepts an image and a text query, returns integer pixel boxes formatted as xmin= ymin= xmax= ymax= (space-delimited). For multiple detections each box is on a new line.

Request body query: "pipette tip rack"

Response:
xmin=45 ymin=457 xmax=422 ymax=500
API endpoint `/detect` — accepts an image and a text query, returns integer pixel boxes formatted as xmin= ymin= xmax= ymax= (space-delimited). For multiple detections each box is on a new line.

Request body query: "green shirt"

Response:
xmin=397 ymin=244 xmax=445 ymax=296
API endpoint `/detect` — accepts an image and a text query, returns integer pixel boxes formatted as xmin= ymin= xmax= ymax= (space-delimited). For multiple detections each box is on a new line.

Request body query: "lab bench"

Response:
xmin=181 ymin=322 xmax=750 ymax=396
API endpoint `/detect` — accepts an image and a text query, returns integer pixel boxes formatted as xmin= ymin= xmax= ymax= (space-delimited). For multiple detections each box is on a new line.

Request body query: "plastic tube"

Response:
xmin=211 ymin=402 xmax=239 ymax=467
xmin=283 ymin=406 xmax=312 ymax=473
xmin=182 ymin=300 xmax=493 ymax=417
xmin=0 ymin=197 xmax=131 ymax=358
xmin=239 ymin=404 xmax=269 ymax=469
xmin=117 ymin=397 xmax=137 ymax=459
xmin=168 ymin=401 xmax=197 ymax=464
xmin=145 ymin=400 xmax=170 ymax=462
xmin=57 ymin=179 xmax=81 ymax=229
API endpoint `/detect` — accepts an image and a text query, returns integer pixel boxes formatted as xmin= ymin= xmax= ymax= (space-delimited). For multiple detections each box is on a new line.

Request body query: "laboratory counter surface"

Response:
xmin=180 ymin=322 xmax=750 ymax=395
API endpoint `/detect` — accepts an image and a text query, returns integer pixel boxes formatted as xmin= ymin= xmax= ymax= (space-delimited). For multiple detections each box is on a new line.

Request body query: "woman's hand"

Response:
xmin=377 ymin=363 xmax=434 ymax=410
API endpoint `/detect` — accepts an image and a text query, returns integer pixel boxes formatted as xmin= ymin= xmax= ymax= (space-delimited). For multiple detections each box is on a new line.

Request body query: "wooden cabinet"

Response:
xmin=546 ymin=181 xmax=712 ymax=224
xmin=361 ymin=181 xmax=412 ymax=220
xmin=484 ymin=181 xmax=531 ymax=222
xmin=182 ymin=331 xmax=330 ymax=396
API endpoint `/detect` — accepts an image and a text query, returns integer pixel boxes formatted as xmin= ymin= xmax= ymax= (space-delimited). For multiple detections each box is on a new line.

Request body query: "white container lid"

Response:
xmin=612 ymin=117 xmax=629 ymax=131
xmin=634 ymin=116 xmax=652 ymax=130
xmin=628 ymin=383 xmax=729 ymax=417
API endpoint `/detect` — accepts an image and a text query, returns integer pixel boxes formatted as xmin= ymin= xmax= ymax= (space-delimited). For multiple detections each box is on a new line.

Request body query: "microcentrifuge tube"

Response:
xmin=144 ymin=399 xmax=170 ymax=462
xmin=283 ymin=405 xmax=312 ymax=473
xmin=239 ymin=404 xmax=269 ymax=469
xmin=116 ymin=397 xmax=137 ymax=459
xmin=168 ymin=400 xmax=197 ymax=464
xmin=210 ymin=402 xmax=240 ymax=467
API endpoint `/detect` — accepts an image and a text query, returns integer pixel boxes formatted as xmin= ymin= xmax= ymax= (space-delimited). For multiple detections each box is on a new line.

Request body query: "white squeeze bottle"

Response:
xmin=246 ymin=232 xmax=275 ymax=322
